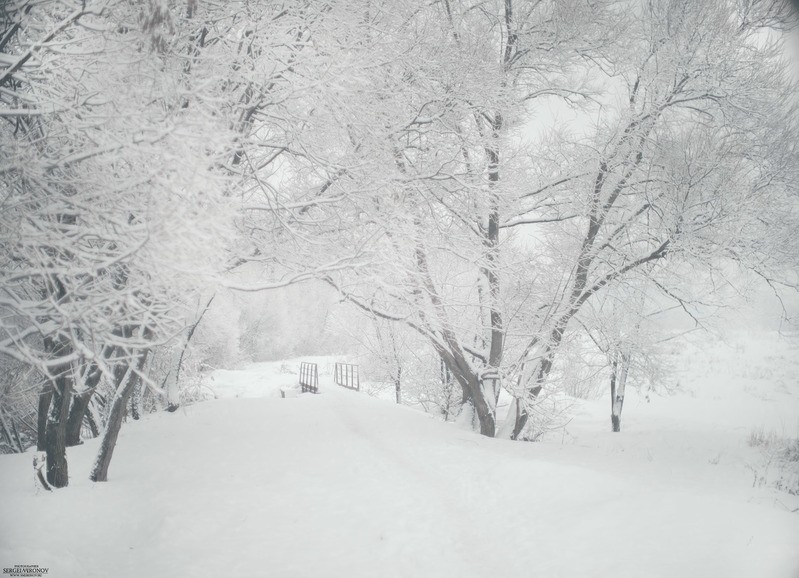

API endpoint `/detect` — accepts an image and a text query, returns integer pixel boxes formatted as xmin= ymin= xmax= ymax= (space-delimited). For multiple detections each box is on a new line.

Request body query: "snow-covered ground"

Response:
xmin=1 ymin=334 xmax=798 ymax=578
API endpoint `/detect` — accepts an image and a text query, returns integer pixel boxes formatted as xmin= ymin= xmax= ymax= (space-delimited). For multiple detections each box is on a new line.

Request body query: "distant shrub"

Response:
xmin=747 ymin=427 xmax=799 ymax=497
xmin=747 ymin=426 xmax=778 ymax=449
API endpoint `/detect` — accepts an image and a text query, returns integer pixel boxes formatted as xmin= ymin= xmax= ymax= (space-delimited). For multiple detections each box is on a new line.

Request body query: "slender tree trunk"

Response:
xmin=388 ymin=323 xmax=402 ymax=405
xmin=504 ymin=397 xmax=524 ymax=440
xmin=394 ymin=366 xmax=401 ymax=404
xmin=36 ymin=386 xmax=52 ymax=451
xmin=130 ymin=380 xmax=141 ymax=420
xmin=0 ymin=409 xmax=22 ymax=453
xmin=90 ymin=348 xmax=149 ymax=482
xmin=511 ymin=320 xmax=571 ymax=439
xmin=510 ymin=352 xmax=556 ymax=440
xmin=611 ymin=351 xmax=629 ymax=432
xmin=85 ymin=398 xmax=101 ymax=438
xmin=10 ymin=418 xmax=24 ymax=453
xmin=610 ymin=356 xmax=618 ymax=431
xmin=166 ymin=294 xmax=215 ymax=413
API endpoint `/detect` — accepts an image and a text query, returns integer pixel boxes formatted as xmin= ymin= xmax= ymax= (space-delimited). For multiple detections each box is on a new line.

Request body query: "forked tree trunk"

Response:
xmin=65 ymin=388 xmax=94 ymax=446
xmin=444 ymin=353 xmax=496 ymax=437
xmin=38 ymin=211 xmax=78 ymax=487
xmin=66 ymin=366 xmax=100 ymax=447
xmin=90 ymin=348 xmax=149 ymax=483
xmin=509 ymin=353 xmax=554 ymax=440
xmin=66 ymin=347 xmax=114 ymax=446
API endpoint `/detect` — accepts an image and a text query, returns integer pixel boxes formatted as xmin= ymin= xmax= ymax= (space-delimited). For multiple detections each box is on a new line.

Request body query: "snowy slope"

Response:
xmin=544 ymin=329 xmax=799 ymax=509
xmin=1 ymin=352 xmax=798 ymax=578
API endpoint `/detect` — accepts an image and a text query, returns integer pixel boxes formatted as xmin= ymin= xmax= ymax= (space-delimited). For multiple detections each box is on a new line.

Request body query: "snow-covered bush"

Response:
xmin=747 ymin=427 xmax=799 ymax=496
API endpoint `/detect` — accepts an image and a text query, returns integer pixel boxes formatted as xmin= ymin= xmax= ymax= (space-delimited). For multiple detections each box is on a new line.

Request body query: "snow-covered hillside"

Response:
xmin=1 ymin=337 xmax=798 ymax=578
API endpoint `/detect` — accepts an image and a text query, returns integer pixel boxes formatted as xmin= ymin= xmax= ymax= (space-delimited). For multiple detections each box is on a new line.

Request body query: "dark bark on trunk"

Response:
xmin=66 ymin=347 xmax=114 ymax=446
xmin=438 ymin=345 xmax=495 ymax=436
xmin=413 ymin=242 xmax=496 ymax=436
xmin=90 ymin=348 xmax=149 ymax=483
xmin=484 ymin=116 xmax=504 ymax=376
xmin=509 ymin=397 xmax=524 ymax=440
xmin=454 ymin=366 xmax=495 ymax=436
xmin=39 ymin=211 xmax=78 ymax=487
xmin=36 ymin=386 xmax=52 ymax=451
xmin=43 ymin=350 xmax=72 ymax=488
xmin=66 ymin=388 xmax=94 ymax=446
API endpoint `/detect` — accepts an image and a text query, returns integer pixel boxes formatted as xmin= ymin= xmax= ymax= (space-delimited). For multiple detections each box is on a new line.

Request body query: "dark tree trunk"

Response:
xmin=37 ymin=212 xmax=79 ymax=487
xmin=509 ymin=397 xmax=525 ymax=440
xmin=36 ymin=386 xmax=52 ymax=451
xmin=90 ymin=348 xmax=149 ymax=483
xmin=43 ymin=346 xmax=73 ymax=488
xmin=464 ymin=381 xmax=495 ymax=437
xmin=443 ymin=351 xmax=495 ymax=437
xmin=66 ymin=348 xmax=114 ymax=446
xmin=66 ymin=388 xmax=95 ymax=446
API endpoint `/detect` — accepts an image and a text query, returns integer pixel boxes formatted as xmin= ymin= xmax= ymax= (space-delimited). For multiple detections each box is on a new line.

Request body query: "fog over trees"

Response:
xmin=1 ymin=0 xmax=798 ymax=487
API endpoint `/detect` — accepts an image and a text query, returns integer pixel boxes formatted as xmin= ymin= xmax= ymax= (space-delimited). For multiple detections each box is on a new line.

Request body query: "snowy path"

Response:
xmin=1 ymin=367 xmax=798 ymax=577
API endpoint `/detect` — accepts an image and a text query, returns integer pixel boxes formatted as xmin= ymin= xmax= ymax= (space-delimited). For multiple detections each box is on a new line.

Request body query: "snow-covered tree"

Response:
xmin=1 ymin=0 xmax=235 ymax=485
xmin=502 ymin=0 xmax=799 ymax=438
